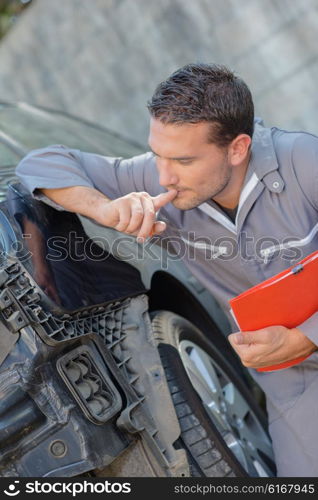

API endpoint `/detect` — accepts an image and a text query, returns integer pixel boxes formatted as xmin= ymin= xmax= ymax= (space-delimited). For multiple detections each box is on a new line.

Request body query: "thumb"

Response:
xmin=152 ymin=220 xmax=167 ymax=235
xmin=228 ymin=332 xmax=255 ymax=345
xmin=153 ymin=189 xmax=177 ymax=209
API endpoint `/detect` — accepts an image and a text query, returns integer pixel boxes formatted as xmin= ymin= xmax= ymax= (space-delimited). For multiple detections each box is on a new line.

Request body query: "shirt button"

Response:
xmin=272 ymin=181 xmax=280 ymax=189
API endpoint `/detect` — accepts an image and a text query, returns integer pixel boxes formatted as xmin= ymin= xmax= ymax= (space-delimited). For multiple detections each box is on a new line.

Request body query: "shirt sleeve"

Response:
xmin=298 ymin=312 xmax=318 ymax=347
xmin=291 ymin=132 xmax=318 ymax=211
xmin=291 ymin=133 xmax=318 ymax=344
xmin=15 ymin=144 xmax=162 ymax=209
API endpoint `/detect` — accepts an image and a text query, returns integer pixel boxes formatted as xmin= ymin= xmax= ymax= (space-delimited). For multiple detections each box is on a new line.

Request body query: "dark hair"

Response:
xmin=147 ymin=63 xmax=254 ymax=147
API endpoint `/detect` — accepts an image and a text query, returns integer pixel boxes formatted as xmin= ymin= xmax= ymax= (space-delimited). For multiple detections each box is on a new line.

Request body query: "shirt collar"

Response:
xmin=249 ymin=119 xmax=285 ymax=193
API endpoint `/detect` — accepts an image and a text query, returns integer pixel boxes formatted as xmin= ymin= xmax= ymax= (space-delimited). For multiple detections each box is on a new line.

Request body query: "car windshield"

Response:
xmin=0 ymin=103 xmax=145 ymax=201
xmin=0 ymin=142 xmax=21 ymax=165
xmin=0 ymin=143 xmax=22 ymax=201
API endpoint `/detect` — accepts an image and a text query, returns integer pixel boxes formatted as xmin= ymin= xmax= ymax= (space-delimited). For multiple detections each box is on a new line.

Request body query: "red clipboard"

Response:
xmin=229 ymin=250 xmax=318 ymax=372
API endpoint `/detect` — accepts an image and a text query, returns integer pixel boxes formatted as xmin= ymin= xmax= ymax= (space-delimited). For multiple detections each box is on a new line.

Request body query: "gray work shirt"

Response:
xmin=16 ymin=120 xmax=318 ymax=476
xmin=16 ymin=121 xmax=318 ymax=341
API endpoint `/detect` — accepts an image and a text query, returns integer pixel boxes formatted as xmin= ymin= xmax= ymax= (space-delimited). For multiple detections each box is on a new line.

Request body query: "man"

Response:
xmin=16 ymin=63 xmax=318 ymax=476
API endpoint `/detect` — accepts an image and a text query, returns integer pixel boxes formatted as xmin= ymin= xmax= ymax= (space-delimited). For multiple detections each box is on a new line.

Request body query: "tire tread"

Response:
xmin=151 ymin=311 xmax=242 ymax=477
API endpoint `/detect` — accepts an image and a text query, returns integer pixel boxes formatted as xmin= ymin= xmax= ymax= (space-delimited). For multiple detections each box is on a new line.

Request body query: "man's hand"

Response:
xmin=97 ymin=189 xmax=177 ymax=241
xmin=228 ymin=325 xmax=318 ymax=369
xmin=42 ymin=186 xmax=177 ymax=241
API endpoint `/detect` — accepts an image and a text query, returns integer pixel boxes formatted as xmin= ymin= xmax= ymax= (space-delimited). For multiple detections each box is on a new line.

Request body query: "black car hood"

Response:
xmin=2 ymin=184 xmax=147 ymax=313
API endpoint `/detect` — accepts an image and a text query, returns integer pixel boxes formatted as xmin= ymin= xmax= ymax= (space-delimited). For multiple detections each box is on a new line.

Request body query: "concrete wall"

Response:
xmin=0 ymin=0 xmax=318 ymax=145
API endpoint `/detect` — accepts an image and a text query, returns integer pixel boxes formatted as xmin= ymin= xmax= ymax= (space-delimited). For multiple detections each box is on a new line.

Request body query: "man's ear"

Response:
xmin=228 ymin=134 xmax=251 ymax=166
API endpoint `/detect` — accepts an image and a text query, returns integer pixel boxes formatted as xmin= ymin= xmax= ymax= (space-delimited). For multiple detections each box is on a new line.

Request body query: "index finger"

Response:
xmin=136 ymin=196 xmax=157 ymax=240
xmin=152 ymin=189 xmax=177 ymax=209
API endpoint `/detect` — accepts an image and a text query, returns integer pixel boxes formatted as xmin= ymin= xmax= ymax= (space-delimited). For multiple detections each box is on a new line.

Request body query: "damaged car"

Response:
xmin=0 ymin=102 xmax=275 ymax=477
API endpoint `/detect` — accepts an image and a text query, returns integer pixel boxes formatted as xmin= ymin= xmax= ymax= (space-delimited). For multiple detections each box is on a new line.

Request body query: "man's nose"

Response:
xmin=156 ymin=158 xmax=179 ymax=187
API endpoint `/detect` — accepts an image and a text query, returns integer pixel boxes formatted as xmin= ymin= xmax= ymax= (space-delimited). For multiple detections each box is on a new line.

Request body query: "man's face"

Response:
xmin=148 ymin=118 xmax=233 ymax=210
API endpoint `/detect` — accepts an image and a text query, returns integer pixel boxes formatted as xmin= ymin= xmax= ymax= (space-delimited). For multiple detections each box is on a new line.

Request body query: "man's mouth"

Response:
xmin=176 ymin=188 xmax=189 ymax=196
xmin=165 ymin=187 xmax=189 ymax=199
xmin=169 ymin=187 xmax=187 ymax=193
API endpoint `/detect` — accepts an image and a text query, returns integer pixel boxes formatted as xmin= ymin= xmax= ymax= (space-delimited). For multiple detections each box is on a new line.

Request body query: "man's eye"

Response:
xmin=178 ymin=159 xmax=193 ymax=165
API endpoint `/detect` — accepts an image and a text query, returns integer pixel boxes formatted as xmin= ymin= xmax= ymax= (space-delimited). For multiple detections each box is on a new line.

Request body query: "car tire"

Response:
xmin=150 ymin=310 xmax=276 ymax=477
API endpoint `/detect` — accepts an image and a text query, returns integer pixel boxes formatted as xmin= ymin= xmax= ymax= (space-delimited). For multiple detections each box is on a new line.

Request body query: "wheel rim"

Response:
xmin=178 ymin=340 xmax=275 ymax=477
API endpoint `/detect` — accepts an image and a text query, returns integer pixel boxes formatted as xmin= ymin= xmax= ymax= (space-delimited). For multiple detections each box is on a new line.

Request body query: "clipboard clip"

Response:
xmin=291 ymin=264 xmax=303 ymax=274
